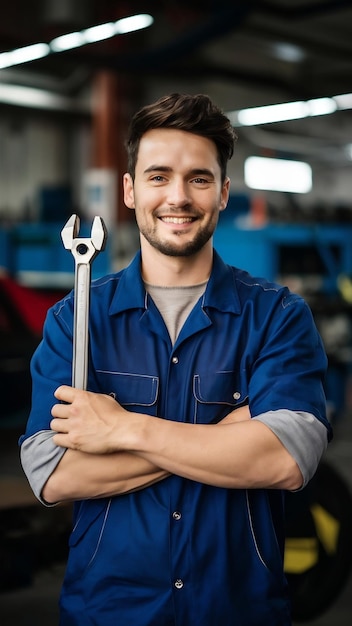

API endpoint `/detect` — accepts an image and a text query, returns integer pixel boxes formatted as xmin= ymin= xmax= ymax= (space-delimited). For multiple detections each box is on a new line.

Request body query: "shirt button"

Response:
xmin=172 ymin=356 xmax=179 ymax=364
xmin=172 ymin=511 xmax=182 ymax=521
xmin=233 ymin=391 xmax=241 ymax=400
xmin=174 ymin=579 xmax=184 ymax=589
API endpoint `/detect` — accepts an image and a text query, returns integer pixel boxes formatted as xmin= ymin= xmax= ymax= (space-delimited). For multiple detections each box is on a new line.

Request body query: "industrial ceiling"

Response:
xmin=0 ymin=0 xmax=352 ymax=167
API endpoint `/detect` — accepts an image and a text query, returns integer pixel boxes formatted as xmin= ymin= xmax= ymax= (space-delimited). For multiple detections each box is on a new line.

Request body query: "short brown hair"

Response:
xmin=126 ymin=93 xmax=237 ymax=182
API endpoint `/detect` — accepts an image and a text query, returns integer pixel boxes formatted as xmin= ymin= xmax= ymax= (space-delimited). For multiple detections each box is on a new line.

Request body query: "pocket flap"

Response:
xmin=96 ymin=371 xmax=159 ymax=406
xmin=193 ymin=371 xmax=244 ymax=405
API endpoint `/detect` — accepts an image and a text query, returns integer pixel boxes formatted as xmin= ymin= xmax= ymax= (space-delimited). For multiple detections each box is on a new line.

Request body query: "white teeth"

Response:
xmin=161 ymin=217 xmax=193 ymax=224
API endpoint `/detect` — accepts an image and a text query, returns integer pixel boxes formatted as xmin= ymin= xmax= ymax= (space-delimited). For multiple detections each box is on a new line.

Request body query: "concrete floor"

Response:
xmin=1 ymin=412 xmax=352 ymax=625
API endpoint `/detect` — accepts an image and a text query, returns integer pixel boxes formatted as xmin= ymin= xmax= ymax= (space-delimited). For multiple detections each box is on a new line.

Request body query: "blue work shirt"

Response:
xmin=21 ymin=250 xmax=330 ymax=625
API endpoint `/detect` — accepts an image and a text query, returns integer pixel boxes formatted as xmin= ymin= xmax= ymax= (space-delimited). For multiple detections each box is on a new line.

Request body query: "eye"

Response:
xmin=150 ymin=175 xmax=166 ymax=183
xmin=192 ymin=177 xmax=209 ymax=185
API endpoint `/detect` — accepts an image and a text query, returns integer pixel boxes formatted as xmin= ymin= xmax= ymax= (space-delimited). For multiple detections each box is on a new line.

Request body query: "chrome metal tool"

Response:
xmin=61 ymin=214 xmax=107 ymax=390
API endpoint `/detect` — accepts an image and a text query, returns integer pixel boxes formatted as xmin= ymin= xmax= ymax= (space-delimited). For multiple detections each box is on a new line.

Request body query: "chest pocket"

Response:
xmin=95 ymin=371 xmax=159 ymax=415
xmin=193 ymin=371 xmax=247 ymax=424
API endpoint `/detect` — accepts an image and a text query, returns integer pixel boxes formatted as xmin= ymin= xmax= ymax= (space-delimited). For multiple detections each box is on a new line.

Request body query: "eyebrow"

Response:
xmin=143 ymin=165 xmax=172 ymax=174
xmin=143 ymin=165 xmax=215 ymax=178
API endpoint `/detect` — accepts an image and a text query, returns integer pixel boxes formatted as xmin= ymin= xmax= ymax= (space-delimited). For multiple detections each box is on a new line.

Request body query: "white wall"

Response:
xmin=0 ymin=112 xmax=91 ymax=222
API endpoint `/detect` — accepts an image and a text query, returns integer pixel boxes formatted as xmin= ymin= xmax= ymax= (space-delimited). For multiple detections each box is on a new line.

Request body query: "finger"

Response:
xmin=51 ymin=402 xmax=70 ymax=418
xmin=52 ymin=432 xmax=70 ymax=449
xmin=50 ymin=417 xmax=69 ymax=433
xmin=54 ymin=385 xmax=76 ymax=403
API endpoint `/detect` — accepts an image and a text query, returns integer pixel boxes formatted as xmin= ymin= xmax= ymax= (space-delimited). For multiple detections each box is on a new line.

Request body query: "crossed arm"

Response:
xmin=41 ymin=386 xmax=303 ymax=504
xmin=42 ymin=400 xmax=249 ymax=503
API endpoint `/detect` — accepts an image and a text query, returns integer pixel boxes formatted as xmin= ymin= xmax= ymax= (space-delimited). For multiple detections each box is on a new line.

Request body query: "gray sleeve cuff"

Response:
xmin=20 ymin=430 xmax=66 ymax=506
xmin=253 ymin=410 xmax=329 ymax=489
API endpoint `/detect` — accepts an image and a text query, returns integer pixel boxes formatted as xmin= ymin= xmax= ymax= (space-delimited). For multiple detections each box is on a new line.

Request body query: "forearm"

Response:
xmin=42 ymin=449 xmax=169 ymax=504
xmin=50 ymin=388 xmax=302 ymax=491
xmin=125 ymin=414 xmax=303 ymax=491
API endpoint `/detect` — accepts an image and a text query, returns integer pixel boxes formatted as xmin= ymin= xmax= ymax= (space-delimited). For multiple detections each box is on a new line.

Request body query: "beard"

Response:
xmin=139 ymin=218 xmax=217 ymax=257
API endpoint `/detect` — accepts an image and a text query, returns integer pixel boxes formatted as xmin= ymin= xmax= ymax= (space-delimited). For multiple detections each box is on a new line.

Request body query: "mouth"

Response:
xmin=159 ymin=216 xmax=196 ymax=224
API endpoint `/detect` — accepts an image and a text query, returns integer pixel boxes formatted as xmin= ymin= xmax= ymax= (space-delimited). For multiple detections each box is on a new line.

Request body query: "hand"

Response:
xmin=220 ymin=404 xmax=251 ymax=425
xmin=50 ymin=385 xmax=129 ymax=454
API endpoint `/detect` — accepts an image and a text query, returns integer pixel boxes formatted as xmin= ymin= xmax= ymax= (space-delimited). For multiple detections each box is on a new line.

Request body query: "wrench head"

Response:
xmin=91 ymin=216 xmax=108 ymax=252
xmin=61 ymin=214 xmax=80 ymax=250
xmin=61 ymin=213 xmax=108 ymax=264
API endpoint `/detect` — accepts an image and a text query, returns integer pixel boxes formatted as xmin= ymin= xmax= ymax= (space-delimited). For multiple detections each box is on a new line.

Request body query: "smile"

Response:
xmin=160 ymin=217 xmax=195 ymax=224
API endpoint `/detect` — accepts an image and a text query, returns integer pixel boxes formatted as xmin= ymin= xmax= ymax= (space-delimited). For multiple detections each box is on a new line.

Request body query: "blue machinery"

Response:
xmin=214 ymin=220 xmax=352 ymax=420
xmin=214 ymin=222 xmax=352 ymax=296
xmin=0 ymin=222 xmax=110 ymax=288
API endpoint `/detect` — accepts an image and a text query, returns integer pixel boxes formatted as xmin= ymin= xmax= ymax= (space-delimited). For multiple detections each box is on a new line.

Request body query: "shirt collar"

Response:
xmin=109 ymin=251 xmax=146 ymax=315
xmin=109 ymin=248 xmax=241 ymax=316
xmin=203 ymin=249 xmax=241 ymax=314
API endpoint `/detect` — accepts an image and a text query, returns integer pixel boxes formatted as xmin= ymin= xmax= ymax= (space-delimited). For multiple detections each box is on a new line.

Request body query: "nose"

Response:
xmin=166 ymin=179 xmax=191 ymax=207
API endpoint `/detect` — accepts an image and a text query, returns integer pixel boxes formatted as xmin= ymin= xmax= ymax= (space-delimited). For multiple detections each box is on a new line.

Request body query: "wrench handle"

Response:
xmin=72 ymin=261 xmax=92 ymax=390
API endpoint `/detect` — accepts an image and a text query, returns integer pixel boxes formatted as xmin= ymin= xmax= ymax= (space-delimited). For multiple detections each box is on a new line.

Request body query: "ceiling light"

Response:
xmin=271 ymin=42 xmax=305 ymax=63
xmin=0 ymin=82 xmax=88 ymax=111
xmin=83 ymin=22 xmax=116 ymax=43
xmin=50 ymin=32 xmax=85 ymax=52
xmin=50 ymin=22 xmax=118 ymax=52
xmin=51 ymin=14 xmax=154 ymax=52
xmin=345 ymin=144 xmax=352 ymax=160
xmin=229 ymin=93 xmax=352 ymax=126
xmin=307 ymin=97 xmax=337 ymax=116
xmin=0 ymin=43 xmax=50 ymax=69
xmin=235 ymin=101 xmax=308 ymax=126
xmin=244 ymin=156 xmax=312 ymax=193
xmin=334 ymin=93 xmax=352 ymax=109
xmin=115 ymin=14 xmax=154 ymax=34
xmin=0 ymin=14 xmax=154 ymax=67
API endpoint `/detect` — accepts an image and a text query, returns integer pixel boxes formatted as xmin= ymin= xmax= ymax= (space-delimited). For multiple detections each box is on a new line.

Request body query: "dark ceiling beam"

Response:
xmin=112 ymin=2 xmax=258 ymax=71
xmin=56 ymin=47 xmax=333 ymax=102
xmin=44 ymin=2 xmax=259 ymax=79
xmin=260 ymin=0 xmax=352 ymax=19
xmin=245 ymin=20 xmax=352 ymax=65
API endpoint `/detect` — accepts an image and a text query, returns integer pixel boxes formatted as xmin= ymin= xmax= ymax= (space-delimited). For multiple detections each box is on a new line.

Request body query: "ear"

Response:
xmin=123 ymin=173 xmax=135 ymax=209
xmin=219 ymin=177 xmax=230 ymax=212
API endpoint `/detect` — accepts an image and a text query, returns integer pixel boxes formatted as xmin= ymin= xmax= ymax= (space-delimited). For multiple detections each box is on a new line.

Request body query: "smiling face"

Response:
xmin=123 ymin=128 xmax=230 ymax=263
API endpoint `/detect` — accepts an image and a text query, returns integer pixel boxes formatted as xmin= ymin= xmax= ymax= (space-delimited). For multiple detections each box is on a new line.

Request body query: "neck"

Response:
xmin=140 ymin=240 xmax=213 ymax=286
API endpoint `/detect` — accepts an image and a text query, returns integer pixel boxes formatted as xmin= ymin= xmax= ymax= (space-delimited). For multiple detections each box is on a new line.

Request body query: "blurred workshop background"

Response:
xmin=1 ymin=1 xmax=352 ymax=624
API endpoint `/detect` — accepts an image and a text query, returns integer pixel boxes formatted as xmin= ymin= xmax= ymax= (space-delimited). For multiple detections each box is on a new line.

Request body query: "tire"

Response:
xmin=284 ymin=460 xmax=352 ymax=621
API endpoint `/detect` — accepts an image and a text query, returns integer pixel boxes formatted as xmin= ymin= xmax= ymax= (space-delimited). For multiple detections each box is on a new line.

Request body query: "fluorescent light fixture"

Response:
xmin=0 ymin=43 xmax=50 ymax=69
xmin=0 ymin=14 xmax=153 ymax=67
xmin=334 ymin=93 xmax=352 ymax=110
xmin=345 ymin=144 xmax=352 ymax=160
xmin=271 ymin=42 xmax=305 ymax=63
xmin=237 ymin=101 xmax=308 ymax=125
xmin=115 ymin=14 xmax=154 ymax=34
xmin=0 ymin=82 xmax=89 ymax=111
xmin=51 ymin=14 xmax=154 ymax=52
xmin=307 ymin=97 xmax=337 ymax=116
xmin=245 ymin=156 xmax=312 ymax=193
xmin=83 ymin=22 xmax=116 ymax=43
xmin=229 ymin=93 xmax=352 ymax=126
xmin=50 ymin=31 xmax=85 ymax=52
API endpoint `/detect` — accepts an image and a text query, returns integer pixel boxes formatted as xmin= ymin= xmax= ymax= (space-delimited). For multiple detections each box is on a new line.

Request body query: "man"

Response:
xmin=20 ymin=93 xmax=331 ymax=625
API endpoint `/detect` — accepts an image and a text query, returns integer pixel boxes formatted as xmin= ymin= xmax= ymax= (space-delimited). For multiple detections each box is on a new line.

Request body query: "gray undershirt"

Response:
xmin=145 ymin=280 xmax=208 ymax=345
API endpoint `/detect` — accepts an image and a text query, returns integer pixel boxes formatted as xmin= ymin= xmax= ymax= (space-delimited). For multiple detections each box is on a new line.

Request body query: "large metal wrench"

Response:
xmin=61 ymin=214 xmax=108 ymax=390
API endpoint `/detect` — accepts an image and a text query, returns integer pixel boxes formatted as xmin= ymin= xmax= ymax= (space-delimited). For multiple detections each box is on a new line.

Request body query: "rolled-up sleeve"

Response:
xmin=254 ymin=409 xmax=329 ymax=488
xmin=20 ymin=430 xmax=66 ymax=505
